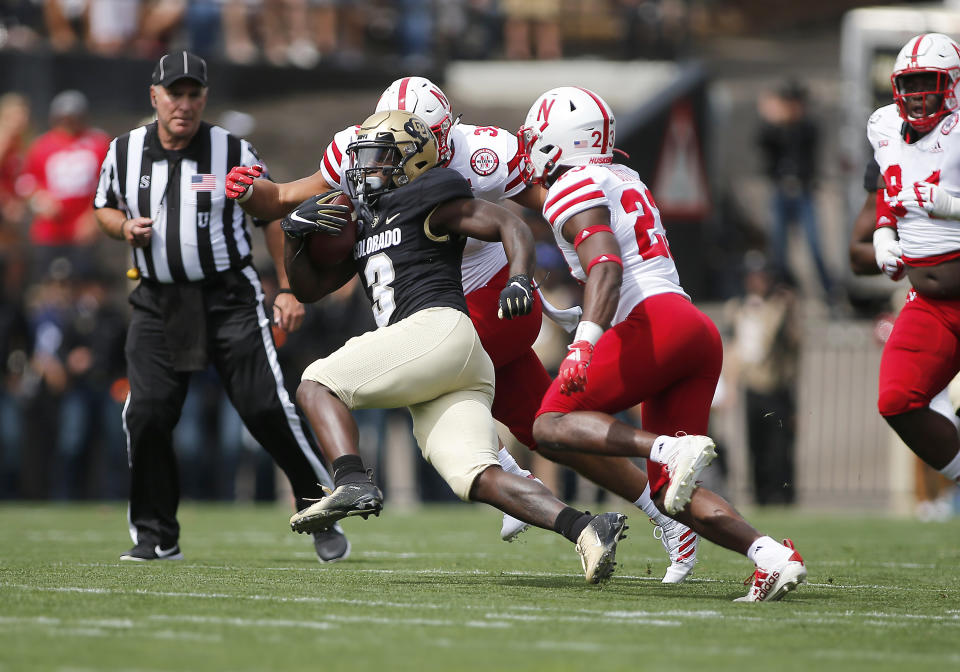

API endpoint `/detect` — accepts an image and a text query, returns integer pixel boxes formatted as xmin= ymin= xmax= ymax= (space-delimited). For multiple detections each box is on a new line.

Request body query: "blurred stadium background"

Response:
xmin=1 ymin=0 xmax=959 ymax=519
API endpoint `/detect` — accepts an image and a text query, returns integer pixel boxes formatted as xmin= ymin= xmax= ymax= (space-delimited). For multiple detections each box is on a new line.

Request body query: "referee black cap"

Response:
xmin=152 ymin=50 xmax=207 ymax=88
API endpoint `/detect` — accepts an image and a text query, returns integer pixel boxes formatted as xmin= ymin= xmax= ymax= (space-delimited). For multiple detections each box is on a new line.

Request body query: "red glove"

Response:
xmin=558 ymin=340 xmax=593 ymax=395
xmin=225 ymin=164 xmax=263 ymax=201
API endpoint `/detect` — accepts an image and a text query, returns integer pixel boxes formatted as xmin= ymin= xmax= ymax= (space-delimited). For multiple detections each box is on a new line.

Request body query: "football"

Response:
xmin=304 ymin=192 xmax=359 ymax=267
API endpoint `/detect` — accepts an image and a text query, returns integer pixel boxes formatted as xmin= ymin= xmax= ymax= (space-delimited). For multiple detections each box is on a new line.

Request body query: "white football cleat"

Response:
xmin=734 ymin=539 xmax=807 ymax=602
xmin=501 ymin=513 xmax=529 ymax=542
xmin=662 ymin=435 xmax=717 ymax=515
xmin=652 ymin=517 xmax=698 ymax=583
xmin=499 ymin=473 xmax=544 ymax=542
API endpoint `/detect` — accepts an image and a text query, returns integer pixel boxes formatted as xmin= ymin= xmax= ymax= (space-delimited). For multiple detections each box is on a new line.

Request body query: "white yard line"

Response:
xmin=3 ymin=582 xmax=959 ymax=629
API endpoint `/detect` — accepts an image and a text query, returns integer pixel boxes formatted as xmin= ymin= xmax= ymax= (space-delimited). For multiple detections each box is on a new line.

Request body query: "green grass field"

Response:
xmin=0 ymin=502 xmax=957 ymax=672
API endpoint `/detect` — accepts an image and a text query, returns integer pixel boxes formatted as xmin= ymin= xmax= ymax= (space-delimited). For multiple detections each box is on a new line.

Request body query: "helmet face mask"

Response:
xmin=346 ymin=110 xmax=439 ymax=203
xmin=516 ymin=86 xmax=616 ymax=186
xmin=376 ymin=77 xmax=455 ymax=165
xmin=891 ymin=33 xmax=960 ymax=133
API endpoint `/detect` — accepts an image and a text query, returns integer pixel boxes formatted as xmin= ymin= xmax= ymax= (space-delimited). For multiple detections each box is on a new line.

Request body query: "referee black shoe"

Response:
xmin=290 ymin=481 xmax=383 ymax=534
xmin=120 ymin=542 xmax=184 ymax=561
xmin=312 ymin=523 xmax=351 ymax=563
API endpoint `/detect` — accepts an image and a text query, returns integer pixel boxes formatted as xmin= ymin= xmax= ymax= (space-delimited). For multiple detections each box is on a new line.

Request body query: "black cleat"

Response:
xmin=290 ymin=481 xmax=383 ymax=534
xmin=312 ymin=522 xmax=351 ymax=563
xmin=575 ymin=512 xmax=628 ymax=584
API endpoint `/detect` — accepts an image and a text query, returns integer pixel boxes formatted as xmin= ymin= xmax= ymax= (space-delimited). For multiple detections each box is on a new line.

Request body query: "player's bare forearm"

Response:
xmin=245 ymin=171 xmax=335 ymax=221
xmin=581 ymin=261 xmax=620 ymax=328
xmin=434 ymin=199 xmax=535 ymax=275
xmin=283 ymin=235 xmax=355 ymax=303
xmin=850 ymin=191 xmax=881 ymax=275
xmin=493 ymin=207 xmax=535 ymax=278
xmin=565 ymin=209 xmax=621 ymax=328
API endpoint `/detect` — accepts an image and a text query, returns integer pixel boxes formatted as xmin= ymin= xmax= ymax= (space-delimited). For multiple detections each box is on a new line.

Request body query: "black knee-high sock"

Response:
xmin=553 ymin=506 xmax=593 ymax=543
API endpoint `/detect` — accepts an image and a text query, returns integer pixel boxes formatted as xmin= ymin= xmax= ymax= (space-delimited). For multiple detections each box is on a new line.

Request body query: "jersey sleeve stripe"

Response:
xmin=544 ymin=177 xmax=597 ymax=210
xmin=546 ymin=191 xmax=606 ymax=225
xmin=321 ymin=151 xmax=341 ymax=183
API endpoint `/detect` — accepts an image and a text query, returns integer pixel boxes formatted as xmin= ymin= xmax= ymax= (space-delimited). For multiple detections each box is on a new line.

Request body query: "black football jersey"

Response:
xmin=350 ymin=167 xmax=473 ymax=327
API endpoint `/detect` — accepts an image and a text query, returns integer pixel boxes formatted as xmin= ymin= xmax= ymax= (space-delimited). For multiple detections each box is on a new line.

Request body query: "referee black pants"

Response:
xmin=122 ymin=266 xmax=332 ymax=547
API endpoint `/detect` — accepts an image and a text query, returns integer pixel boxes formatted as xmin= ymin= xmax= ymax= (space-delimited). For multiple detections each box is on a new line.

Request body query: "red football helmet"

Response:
xmin=891 ymin=33 xmax=960 ymax=133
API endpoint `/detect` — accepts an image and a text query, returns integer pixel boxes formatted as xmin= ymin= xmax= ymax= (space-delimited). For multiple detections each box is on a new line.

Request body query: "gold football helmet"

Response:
xmin=345 ymin=110 xmax=439 ymax=202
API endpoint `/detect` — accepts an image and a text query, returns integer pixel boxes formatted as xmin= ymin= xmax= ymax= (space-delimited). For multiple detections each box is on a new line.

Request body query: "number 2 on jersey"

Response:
xmin=621 ymin=187 xmax=671 ymax=260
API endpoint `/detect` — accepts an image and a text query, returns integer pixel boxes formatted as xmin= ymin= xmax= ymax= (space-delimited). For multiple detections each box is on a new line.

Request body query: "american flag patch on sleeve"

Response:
xmin=190 ymin=174 xmax=217 ymax=191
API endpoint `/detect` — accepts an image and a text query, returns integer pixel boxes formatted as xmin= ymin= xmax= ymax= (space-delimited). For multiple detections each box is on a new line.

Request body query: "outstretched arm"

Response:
xmin=227 ymin=166 xmax=336 ymax=221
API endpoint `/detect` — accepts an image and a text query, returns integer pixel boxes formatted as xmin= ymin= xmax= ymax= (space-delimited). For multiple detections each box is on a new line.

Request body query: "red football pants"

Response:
xmin=878 ymin=289 xmax=960 ymax=416
xmin=537 ymin=292 xmax=722 ymax=494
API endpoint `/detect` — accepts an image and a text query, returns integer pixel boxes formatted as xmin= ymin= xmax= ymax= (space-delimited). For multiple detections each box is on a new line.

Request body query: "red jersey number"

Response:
xmin=621 ymin=188 xmax=671 ymax=260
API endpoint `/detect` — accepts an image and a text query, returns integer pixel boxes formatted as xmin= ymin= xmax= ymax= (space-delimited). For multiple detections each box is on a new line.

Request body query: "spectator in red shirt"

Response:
xmin=16 ymin=90 xmax=110 ymax=280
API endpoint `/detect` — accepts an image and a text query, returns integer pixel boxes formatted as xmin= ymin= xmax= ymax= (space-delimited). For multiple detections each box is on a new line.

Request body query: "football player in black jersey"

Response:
xmin=281 ymin=110 xmax=628 ymax=584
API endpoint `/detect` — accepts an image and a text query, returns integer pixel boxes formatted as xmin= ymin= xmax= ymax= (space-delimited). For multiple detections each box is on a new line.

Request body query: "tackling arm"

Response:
xmin=228 ymin=167 xmax=336 ymax=221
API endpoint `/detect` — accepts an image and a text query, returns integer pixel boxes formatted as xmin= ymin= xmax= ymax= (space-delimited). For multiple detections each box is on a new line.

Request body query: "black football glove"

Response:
xmin=281 ymin=191 xmax=353 ymax=239
xmin=498 ymin=273 xmax=534 ymax=320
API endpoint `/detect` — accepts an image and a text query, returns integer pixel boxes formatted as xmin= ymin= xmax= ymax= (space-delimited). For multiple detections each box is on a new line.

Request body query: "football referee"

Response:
xmin=94 ymin=50 xmax=350 ymax=563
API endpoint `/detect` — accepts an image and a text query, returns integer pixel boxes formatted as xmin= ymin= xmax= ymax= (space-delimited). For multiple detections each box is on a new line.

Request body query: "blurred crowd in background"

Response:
xmin=0 ymin=0 xmax=699 ymax=68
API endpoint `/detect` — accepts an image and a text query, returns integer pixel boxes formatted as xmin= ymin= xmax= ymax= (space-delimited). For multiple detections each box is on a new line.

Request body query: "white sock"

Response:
xmin=746 ymin=535 xmax=791 ymax=567
xmin=939 ymin=449 xmax=960 ymax=481
xmin=648 ymin=435 xmax=673 ymax=464
xmin=633 ymin=483 xmax=666 ymax=521
xmin=498 ymin=447 xmax=532 ymax=478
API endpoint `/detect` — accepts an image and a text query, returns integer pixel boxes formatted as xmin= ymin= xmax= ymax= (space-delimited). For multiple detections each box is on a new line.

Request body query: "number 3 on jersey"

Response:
xmin=621 ymin=187 xmax=671 ymax=260
xmin=364 ymin=253 xmax=396 ymax=327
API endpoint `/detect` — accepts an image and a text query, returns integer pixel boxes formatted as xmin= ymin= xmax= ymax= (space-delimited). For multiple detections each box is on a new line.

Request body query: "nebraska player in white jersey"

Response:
xmin=224 ymin=77 xmax=700 ymax=582
xmin=521 ymin=86 xmax=807 ymax=601
xmin=868 ymin=32 xmax=960 ymax=487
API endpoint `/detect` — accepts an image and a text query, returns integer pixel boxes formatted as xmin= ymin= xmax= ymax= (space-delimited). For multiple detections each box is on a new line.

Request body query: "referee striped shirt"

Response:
xmin=95 ymin=120 xmax=267 ymax=283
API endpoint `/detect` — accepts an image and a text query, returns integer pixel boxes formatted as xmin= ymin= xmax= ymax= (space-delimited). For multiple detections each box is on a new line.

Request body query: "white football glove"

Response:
xmin=537 ymin=287 xmax=583 ymax=333
xmin=873 ymin=227 xmax=905 ymax=281
xmin=898 ymin=181 xmax=960 ymax=219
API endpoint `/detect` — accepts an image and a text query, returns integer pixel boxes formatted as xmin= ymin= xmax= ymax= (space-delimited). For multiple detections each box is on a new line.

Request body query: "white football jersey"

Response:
xmin=868 ymin=103 xmax=960 ymax=262
xmin=317 ymin=122 xmax=525 ymax=294
xmin=542 ymin=164 xmax=687 ymax=326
